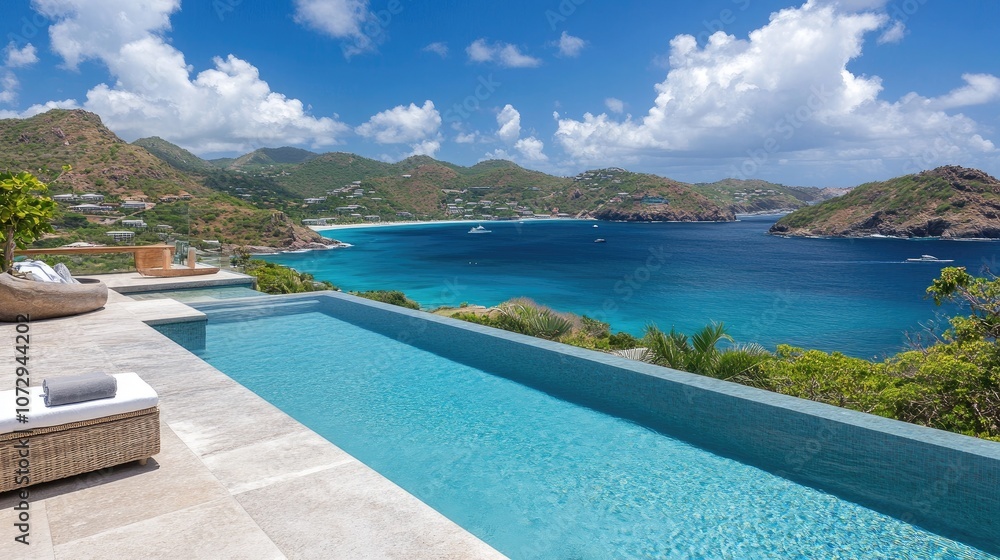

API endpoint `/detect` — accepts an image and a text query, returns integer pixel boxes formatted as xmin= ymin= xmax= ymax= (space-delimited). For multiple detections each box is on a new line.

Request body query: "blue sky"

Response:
xmin=1 ymin=0 xmax=998 ymax=186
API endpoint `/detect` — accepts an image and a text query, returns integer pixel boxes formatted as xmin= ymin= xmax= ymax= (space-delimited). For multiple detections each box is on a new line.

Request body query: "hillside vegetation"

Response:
xmin=137 ymin=137 xmax=839 ymax=224
xmin=692 ymin=178 xmax=847 ymax=214
xmin=0 ymin=110 xmax=333 ymax=250
xmin=770 ymin=166 xmax=1000 ymax=238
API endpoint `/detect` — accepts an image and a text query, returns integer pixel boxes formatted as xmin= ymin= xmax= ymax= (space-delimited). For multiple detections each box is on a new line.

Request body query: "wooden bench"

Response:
xmin=14 ymin=245 xmax=220 ymax=277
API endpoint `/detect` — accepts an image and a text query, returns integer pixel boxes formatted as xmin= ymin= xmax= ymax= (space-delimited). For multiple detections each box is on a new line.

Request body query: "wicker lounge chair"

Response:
xmin=0 ymin=373 xmax=160 ymax=492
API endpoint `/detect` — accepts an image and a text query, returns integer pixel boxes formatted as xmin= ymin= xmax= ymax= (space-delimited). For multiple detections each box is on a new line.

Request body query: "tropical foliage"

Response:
xmin=643 ymin=322 xmax=772 ymax=382
xmin=352 ymin=290 xmax=421 ymax=310
xmin=451 ymin=298 xmax=643 ymax=350
xmin=241 ymin=259 xmax=335 ymax=294
xmin=0 ymin=171 xmax=57 ymax=272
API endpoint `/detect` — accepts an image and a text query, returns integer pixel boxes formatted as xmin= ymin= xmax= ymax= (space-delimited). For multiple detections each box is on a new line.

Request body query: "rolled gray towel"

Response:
xmin=43 ymin=373 xmax=118 ymax=407
xmin=42 ymin=372 xmax=107 ymax=393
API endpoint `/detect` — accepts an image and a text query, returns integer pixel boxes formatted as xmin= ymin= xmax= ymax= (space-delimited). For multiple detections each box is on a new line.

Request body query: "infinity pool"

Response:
xmin=164 ymin=296 xmax=998 ymax=559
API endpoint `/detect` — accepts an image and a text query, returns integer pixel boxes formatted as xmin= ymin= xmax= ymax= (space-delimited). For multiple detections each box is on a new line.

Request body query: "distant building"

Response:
xmin=396 ymin=212 xmax=413 ymax=218
xmin=121 ymin=200 xmax=150 ymax=211
xmin=121 ymin=219 xmax=147 ymax=228
xmin=402 ymin=174 xmax=412 ymax=178
xmin=52 ymin=194 xmax=78 ymax=202
xmin=364 ymin=215 xmax=381 ymax=222
xmin=106 ymin=231 xmax=134 ymax=242
xmin=304 ymin=198 xmax=325 ymax=204
xmin=69 ymin=203 xmax=113 ymax=214
xmin=642 ymin=196 xmax=669 ymax=205
xmin=80 ymin=193 xmax=105 ymax=202
xmin=159 ymin=195 xmax=179 ymax=202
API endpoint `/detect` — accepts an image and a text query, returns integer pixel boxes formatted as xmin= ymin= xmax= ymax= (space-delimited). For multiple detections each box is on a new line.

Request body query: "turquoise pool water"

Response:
xmin=188 ymin=301 xmax=996 ymax=559
xmin=126 ymin=286 xmax=262 ymax=302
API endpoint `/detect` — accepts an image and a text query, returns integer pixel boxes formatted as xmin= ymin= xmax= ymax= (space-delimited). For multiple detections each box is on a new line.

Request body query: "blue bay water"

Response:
xmin=262 ymin=216 xmax=1000 ymax=358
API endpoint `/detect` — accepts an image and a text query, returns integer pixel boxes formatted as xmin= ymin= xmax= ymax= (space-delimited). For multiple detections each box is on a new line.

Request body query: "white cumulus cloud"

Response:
xmin=293 ymin=0 xmax=378 ymax=57
xmin=356 ymin=100 xmax=441 ymax=144
xmin=605 ymin=98 xmax=625 ymax=114
xmin=0 ymin=72 xmax=18 ymax=104
xmin=0 ymin=99 xmax=79 ymax=118
xmin=923 ymin=74 xmax=1000 ymax=110
xmin=5 ymin=43 xmax=38 ymax=67
xmin=496 ymin=104 xmax=521 ymax=144
xmin=18 ymin=0 xmax=349 ymax=153
xmin=423 ymin=42 xmax=449 ymax=58
xmin=466 ymin=39 xmax=542 ymax=68
xmin=408 ymin=139 xmax=441 ymax=158
xmin=515 ymin=137 xmax=548 ymax=162
xmin=556 ymin=32 xmax=587 ymax=58
xmin=877 ymin=20 xmax=906 ymax=44
xmin=555 ymin=1 xmax=999 ymax=179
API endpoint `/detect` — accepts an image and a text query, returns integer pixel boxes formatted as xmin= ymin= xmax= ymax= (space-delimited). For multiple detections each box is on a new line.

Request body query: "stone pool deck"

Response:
xmin=0 ymin=273 xmax=506 ymax=559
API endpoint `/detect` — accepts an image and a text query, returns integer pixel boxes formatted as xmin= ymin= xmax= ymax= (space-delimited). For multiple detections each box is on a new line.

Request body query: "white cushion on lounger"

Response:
xmin=13 ymin=260 xmax=67 ymax=283
xmin=0 ymin=372 xmax=158 ymax=434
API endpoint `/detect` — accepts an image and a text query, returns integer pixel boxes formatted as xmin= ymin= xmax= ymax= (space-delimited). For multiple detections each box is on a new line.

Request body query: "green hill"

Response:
xmin=0 ymin=110 xmax=331 ymax=250
xmin=770 ymin=166 xmax=1000 ymax=238
xmin=692 ymin=179 xmax=840 ymax=214
xmin=138 ymin=138 xmax=745 ymax=222
xmin=133 ymin=136 xmax=215 ymax=173
xmin=227 ymin=146 xmax=318 ymax=169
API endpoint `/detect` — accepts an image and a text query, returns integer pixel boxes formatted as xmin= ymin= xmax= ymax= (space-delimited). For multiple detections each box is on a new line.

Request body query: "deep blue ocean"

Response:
xmin=261 ymin=216 xmax=1000 ymax=358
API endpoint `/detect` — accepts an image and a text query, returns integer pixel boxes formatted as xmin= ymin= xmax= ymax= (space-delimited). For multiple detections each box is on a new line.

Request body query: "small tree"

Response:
xmin=0 ymin=171 xmax=57 ymax=273
xmin=926 ymin=266 xmax=1000 ymax=342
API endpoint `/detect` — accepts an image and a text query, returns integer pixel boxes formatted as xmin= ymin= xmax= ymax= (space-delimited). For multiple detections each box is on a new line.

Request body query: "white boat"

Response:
xmin=468 ymin=225 xmax=492 ymax=234
xmin=593 ymin=224 xmax=599 ymax=228
xmin=594 ymin=238 xmax=606 ymax=243
xmin=906 ymin=255 xmax=954 ymax=263
xmin=281 ymin=249 xmax=311 ymax=254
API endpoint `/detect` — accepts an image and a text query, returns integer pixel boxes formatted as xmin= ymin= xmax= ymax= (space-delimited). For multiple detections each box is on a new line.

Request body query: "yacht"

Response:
xmin=594 ymin=238 xmax=606 ymax=243
xmin=906 ymin=255 xmax=954 ymax=263
xmin=468 ymin=225 xmax=492 ymax=234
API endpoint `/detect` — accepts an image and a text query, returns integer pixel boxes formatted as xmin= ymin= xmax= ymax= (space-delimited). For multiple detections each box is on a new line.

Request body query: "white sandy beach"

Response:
xmin=310 ymin=217 xmax=592 ymax=232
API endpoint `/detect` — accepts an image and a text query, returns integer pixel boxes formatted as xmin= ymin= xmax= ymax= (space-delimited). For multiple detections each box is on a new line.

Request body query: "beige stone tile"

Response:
xmin=54 ymin=498 xmax=285 ymax=560
xmin=40 ymin=424 xmax=228 ymax=544
xmin=0 ymin=497 xmax=54 ymax=559
xmin=237 ymin=462 xmax=506 ymax=560
xmin=202 ymin=429 xmax=356 ymax=495
xmin=163 ymin=384 xmax=305 ymax=457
